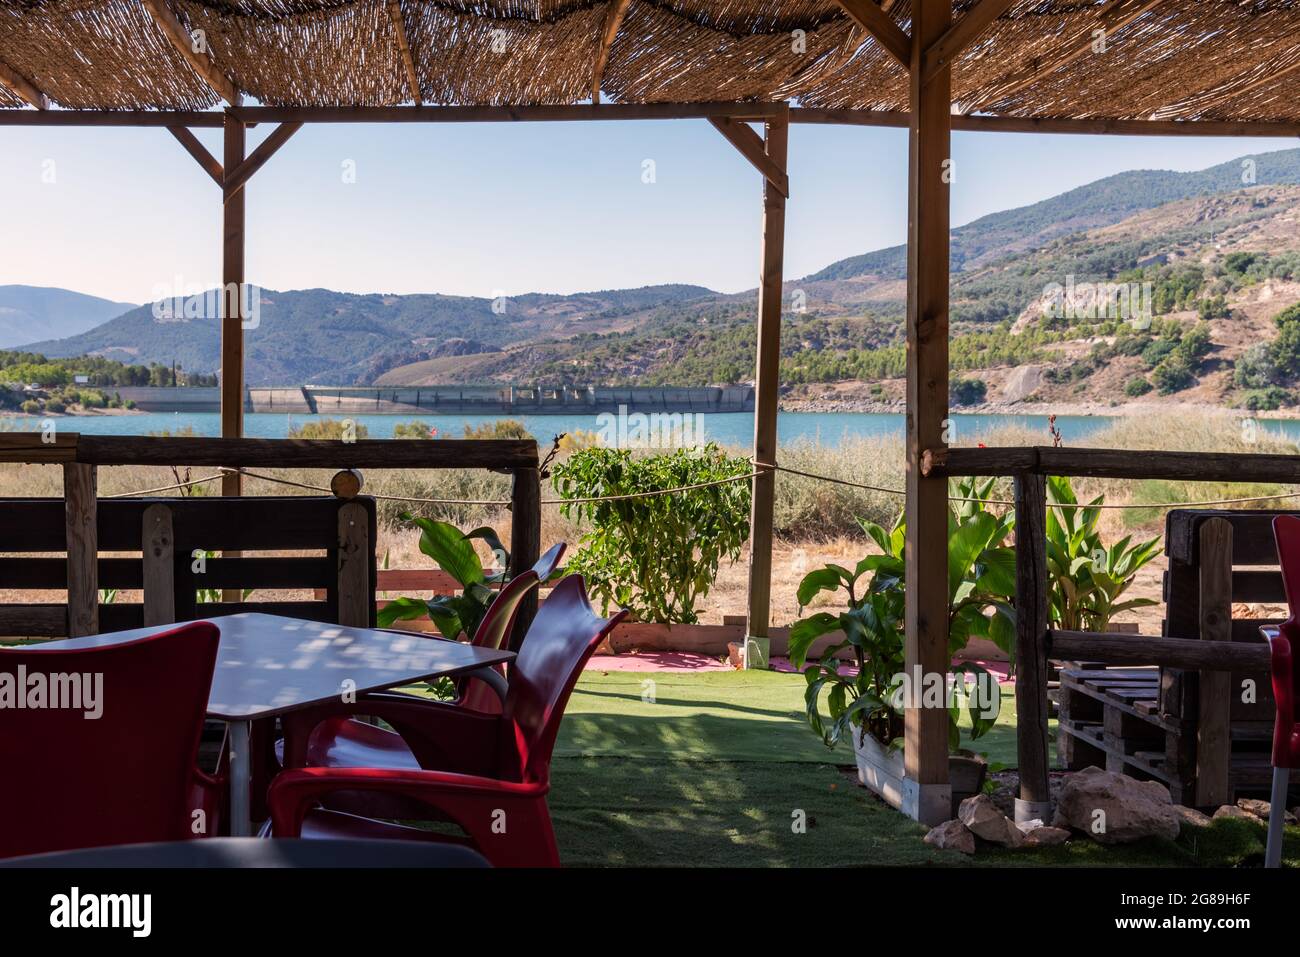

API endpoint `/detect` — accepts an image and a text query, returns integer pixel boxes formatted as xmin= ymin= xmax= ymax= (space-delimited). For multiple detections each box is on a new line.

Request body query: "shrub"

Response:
xmin=551 ymin=444 xmax=751 ymax=623
xmin=287 ymin=418 xmax=370 ymax=440
xmin=1151 ymin=354 xmax=1196 ymax=394
xmin=1235 ymin=342 xmax=1278 ymax=389
xmin=1270 ymin=303 xmax=1300 ymax=379
xmin=1243 ymin=387 xmax=1293 ymax=412
xmin=1141 ymin=338 xmax=1177 ymax=369
xmin=1197 ymin=296 xmax=1231 ymax=321
xmin=393 ymin=420 xmax=437 ymax=439
xmin=1124 ymin=376 xmax=1152 ymax=397
xmin=463 ymin=419 xmax=532 ymax=440
xmin=43 ymin=399 xmax=65 ymax=414
xmin=19 ymin=400 xmax=40 ymax=414
xmin=950 ymin=377 xmax=987 ymax=406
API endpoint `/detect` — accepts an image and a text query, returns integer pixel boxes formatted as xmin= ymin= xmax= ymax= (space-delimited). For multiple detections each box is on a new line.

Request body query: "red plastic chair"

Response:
xmin=0 ymin=622 xmax=224 ymax=859
xmin=1265 ymin=515 xmax=1300 ymax=867
xmin=278 ymin=542 xmax=565 ymax=771
xmin=267 ymin=574 xmax=626 ymax=866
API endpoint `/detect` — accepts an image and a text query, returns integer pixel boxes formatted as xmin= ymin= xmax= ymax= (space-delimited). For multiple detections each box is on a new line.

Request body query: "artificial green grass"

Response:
xmin=548 ymin=668 xmax=1296 ymax=867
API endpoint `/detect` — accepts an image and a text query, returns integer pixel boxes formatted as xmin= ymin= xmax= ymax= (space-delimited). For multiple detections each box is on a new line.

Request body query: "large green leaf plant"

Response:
xmin=1045 ymin=475 xmax=1160 ymax=632
xmin=376 ymin=514 xmax=512 ymax=640
xmin=789 ymin=477 xmax=1013 ymax=751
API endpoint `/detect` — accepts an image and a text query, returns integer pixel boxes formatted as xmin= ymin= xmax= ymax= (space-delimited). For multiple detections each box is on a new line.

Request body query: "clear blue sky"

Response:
xmin=0 ymin=120 xmax=1295 ymax=305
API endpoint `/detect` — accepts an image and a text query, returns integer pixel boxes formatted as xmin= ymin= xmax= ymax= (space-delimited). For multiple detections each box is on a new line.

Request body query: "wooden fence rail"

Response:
xmin=924 ymin=445 xmax=1295 ymax=819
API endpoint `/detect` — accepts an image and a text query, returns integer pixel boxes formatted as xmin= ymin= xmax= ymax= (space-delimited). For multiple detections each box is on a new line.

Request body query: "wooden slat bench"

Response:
xmin=0 ymin=495 xmax=377 ymax=639
xmin=1056 ymin=509 xmax=1292 ymax=807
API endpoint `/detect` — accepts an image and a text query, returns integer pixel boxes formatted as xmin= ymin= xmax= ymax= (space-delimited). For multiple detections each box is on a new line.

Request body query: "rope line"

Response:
xmin=89 ymin=459 xmax=1300 ymax=513
xmin=103 ymin=473 xmax=225 ymax=498
xmin=754 ymin=460 xmax=1300 ymax=510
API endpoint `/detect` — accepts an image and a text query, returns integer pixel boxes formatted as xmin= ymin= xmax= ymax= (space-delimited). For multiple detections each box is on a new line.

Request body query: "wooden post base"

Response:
xmin=902 ymin=780 xmax=952 ymax=827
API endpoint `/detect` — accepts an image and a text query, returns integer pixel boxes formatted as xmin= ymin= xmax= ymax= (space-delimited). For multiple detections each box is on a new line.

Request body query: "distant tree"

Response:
xmin=949 ymin=378 xmax=987 ymax=407
xmin=1124 ymin=376 xmax=1152 ymax=397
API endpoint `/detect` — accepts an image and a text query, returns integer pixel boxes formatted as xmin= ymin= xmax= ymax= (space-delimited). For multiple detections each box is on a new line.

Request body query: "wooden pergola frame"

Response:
xmin=8 ymin=0 xmax=1300 ymax=827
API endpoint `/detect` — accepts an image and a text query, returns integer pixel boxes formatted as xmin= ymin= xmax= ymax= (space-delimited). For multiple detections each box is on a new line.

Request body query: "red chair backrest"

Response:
xmin=0 ymin=622 xmax=219 ymax=859
xmin=469 ymin=542 xmax=566 ymax=652
xmin=459 ymin=543 xmax=566 ymax=712
xmin=500 ymin=574 xmax=625 ymax=784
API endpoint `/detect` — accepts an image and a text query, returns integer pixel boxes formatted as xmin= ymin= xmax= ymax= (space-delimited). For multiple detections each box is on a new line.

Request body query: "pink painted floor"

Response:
xmin=584 ymin=652 xmax=1011 ymax=682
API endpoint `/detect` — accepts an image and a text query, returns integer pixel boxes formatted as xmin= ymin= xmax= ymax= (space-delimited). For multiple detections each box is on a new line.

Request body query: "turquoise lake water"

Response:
xmin=13 ymin=409 xmax=1299 ymax=447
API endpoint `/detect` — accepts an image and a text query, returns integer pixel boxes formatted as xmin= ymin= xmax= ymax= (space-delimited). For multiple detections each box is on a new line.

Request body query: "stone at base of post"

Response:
xmin=1014 ymin=797 xmax=1052 ymax=826
xmin=902 ymin=779 xmax=952 ymax=827
xmin=742 ymin=635 xmax=770 ymax=670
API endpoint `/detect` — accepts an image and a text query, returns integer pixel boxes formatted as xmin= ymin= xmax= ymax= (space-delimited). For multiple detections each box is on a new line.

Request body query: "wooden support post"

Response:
xmin=902 ymin=0 xmax=953 ymax=825
xmin=1195 ymin=518 xmax=1233 ymax=807
xmin=337 ymin=502 xmax=371 ymax=628
xmin=63 ymin=463 xmax=98 ymax=637
xmin=743 ymin=115 xmax=788 ymax=670
xmin=221 ymin=113 xmax=245 ymax=601
xmin=1014 ymin=473 xmax=1052 ymax=823
xmin=509 ymin=466 xmax=542 ymax=652
xmin=142 ymin=504 xmax=176 ymax=626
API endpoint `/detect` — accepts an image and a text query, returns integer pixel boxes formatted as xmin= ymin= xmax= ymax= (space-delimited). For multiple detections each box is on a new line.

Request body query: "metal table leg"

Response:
xmin=227 ymin=719 xmax=253 ymax=838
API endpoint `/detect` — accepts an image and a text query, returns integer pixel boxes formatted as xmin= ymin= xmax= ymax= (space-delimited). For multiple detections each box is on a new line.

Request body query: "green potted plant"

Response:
xmin=789 ymin=478 xmax=1012 ymax=816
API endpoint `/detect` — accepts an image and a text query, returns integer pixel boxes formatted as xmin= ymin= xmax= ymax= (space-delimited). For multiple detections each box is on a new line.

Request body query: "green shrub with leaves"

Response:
xmin=287 ymin=418 xmax=370 ymax=440
xmin=551 ymin=444 xmax=750 ymax=623
xmin=1045 ymin=475 xmax=1160 ymax=632
xmin=789 ymin=477 xmax=1013 ymax=750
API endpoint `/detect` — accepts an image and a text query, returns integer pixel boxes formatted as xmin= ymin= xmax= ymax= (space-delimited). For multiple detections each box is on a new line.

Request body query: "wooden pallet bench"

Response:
xmin=1057 ymin=509 xmax=1291 ymax=808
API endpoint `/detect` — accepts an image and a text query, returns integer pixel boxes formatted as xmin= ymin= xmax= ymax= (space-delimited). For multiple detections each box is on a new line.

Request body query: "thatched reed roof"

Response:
xmin=1 ymin=1 xmax=1299 ymax=122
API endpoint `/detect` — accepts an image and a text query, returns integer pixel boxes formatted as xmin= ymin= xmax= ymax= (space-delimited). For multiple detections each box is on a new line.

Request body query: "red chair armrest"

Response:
xmin=280 ymin=695 xmax=501 ymax=774
xmin=268 ymin=768 xmax=554 ymax=865
xmin=1269 ymin=623 xmax=1298 ymax=767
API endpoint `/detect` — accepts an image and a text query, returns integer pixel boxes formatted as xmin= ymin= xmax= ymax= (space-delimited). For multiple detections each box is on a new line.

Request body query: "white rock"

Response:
xmin=924 ymin=819 xmax=975 ymax=855
xmin=958 ymin=793 xmax=1024 ymax=847
xmin=1051 ymin=766 xmax=1180 ymax=844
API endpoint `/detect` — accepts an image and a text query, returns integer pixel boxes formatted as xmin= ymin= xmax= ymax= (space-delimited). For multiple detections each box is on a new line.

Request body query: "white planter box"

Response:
xmin=852 ymin=728 xmax=985 ymax=823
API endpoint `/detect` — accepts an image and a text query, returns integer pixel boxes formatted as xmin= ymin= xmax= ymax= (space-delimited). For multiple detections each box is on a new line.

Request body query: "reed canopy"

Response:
xmin=0 ymin=1 xmax=1298 ymax=124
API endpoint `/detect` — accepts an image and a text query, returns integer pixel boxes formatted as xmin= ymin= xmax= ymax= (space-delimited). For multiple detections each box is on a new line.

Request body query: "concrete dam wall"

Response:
xmin=113 ymin=384 xmax=756 ymax=415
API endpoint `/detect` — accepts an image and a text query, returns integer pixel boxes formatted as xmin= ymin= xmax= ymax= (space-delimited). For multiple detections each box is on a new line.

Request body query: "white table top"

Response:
xmin=26 ymin=613 xmax=513 ymax=720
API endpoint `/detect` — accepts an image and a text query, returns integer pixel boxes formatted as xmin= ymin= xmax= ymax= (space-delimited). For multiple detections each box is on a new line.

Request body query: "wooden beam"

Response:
xmin=0 ymin=110 xmax=225 ymax=127
xmin=231 ymin=102 xmax=786 ymax=124
xmin=223 ymin=121 xmax=303 ymax=199
xmin=1050 ymin=631 xmax=1272 ymax=672
xmin=835 ymin=0 xmax=912 ymax=70
xmin=14 ymin=434 xmax=537 ymax=469
xmin=0 ymin=59 xmax=50 ymax=110
xmin=5 ymin=106 xmax=1298 ymax=138
xmin=978 ymin=0 xmax=1169 ymax=106
xmin=221 ymin=113 xmax=245 ymax=498
xmin=924 ymin=445 xmax=1300 ymax=485
xmin=142 ymin=503 xmax=176 ymax=626
xmin=1013 ymin=473 xmax=1051 ymax=824
xmin=708 ymin=116 xmax=790 ymax=197
xmin=743 ymin=115 xmax=788 ymax=670
xmin=386 ymin=0 xmax=422 ymax=105
xmin=1195 ymin=519 xmax=1233 ymax=808
xmin=591 ymin=0 xmax=632 ymax=104
xmin=337 ymin=502 xmax=372 ymax=628
xmin=168 ymin=126 xmax=223 ymax=186
xmin=63 ymin=463 xmax=98 ymax=638
xmin=141 ymin=0 xmax=242 ymax=106
xmin=902 ymin=0 xmax=952 ymax=827
xmin=921 ymin=0 xmax=1019 ymax=83
xmin=790 ymin=108 xmax=1300 ymax=138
